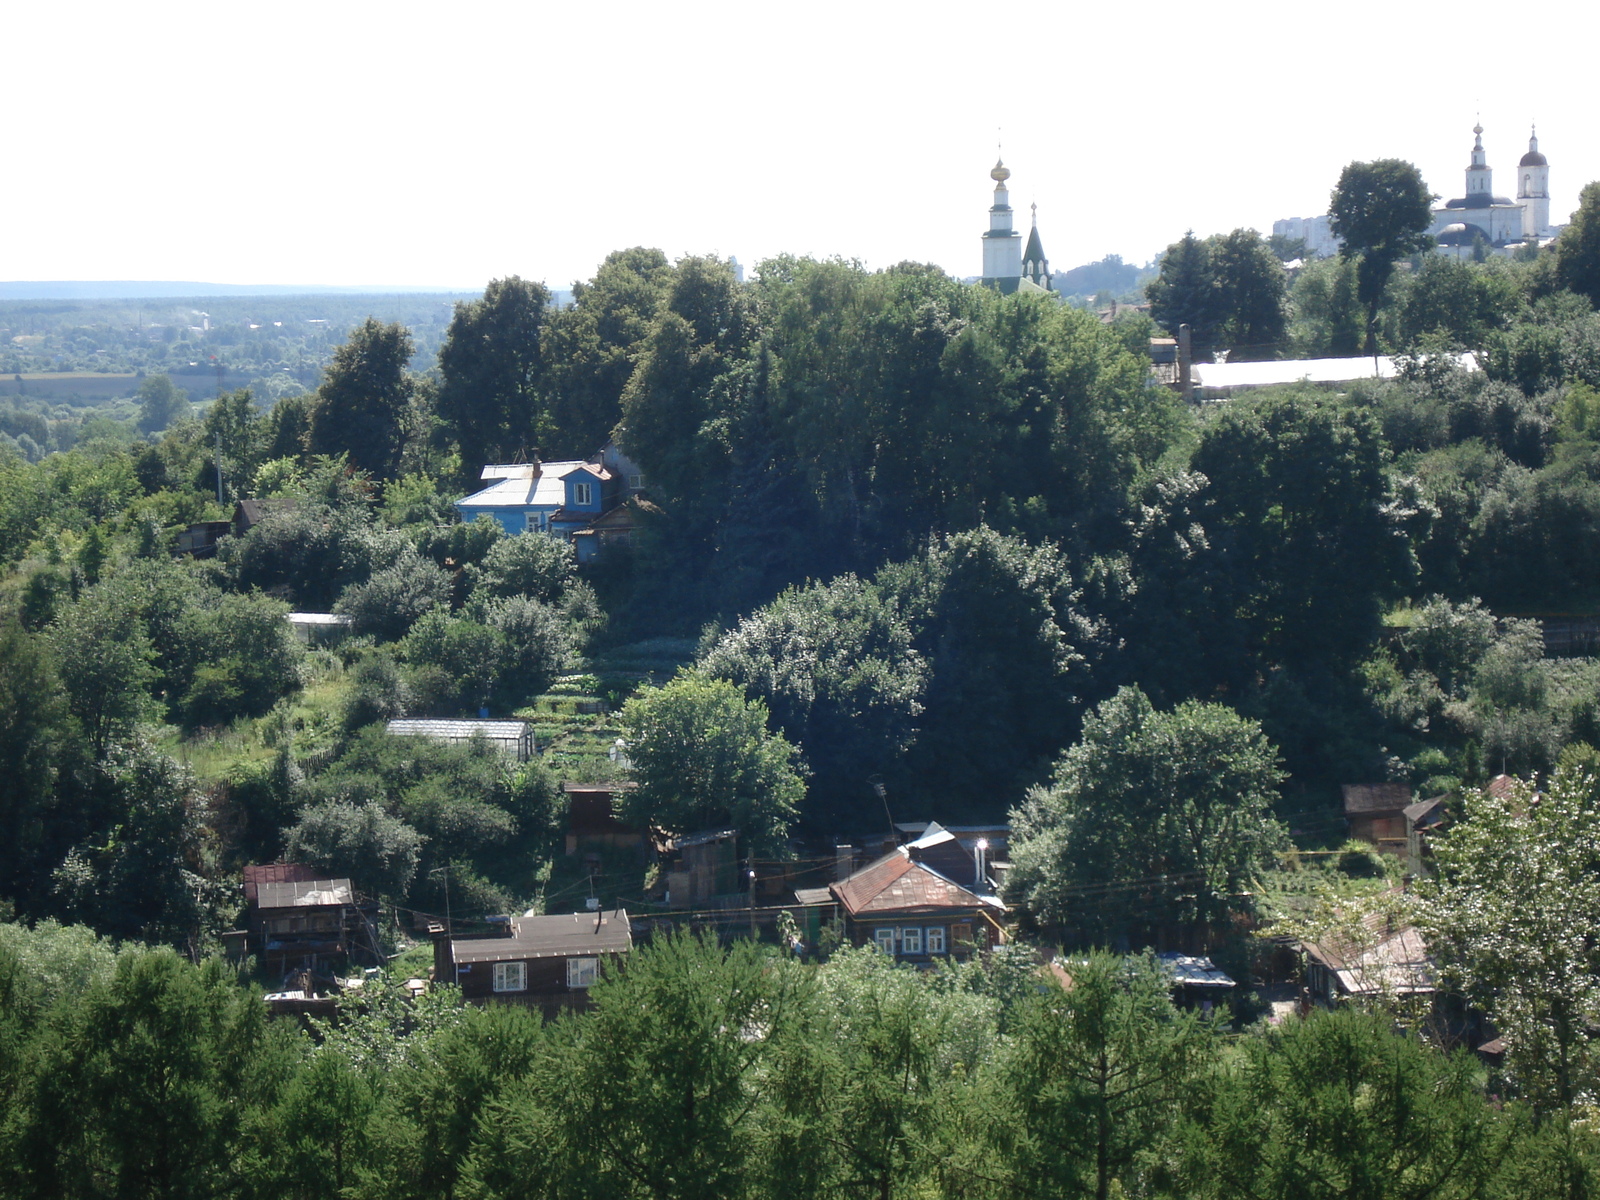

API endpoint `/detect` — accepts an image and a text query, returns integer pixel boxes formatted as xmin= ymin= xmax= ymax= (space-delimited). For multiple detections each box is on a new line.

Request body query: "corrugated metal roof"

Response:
xmin=448 ymin=910 xmax=633 ymax=963
xmin=243 ymin=862 xmax=321 ymax=904
xmin=387 ymin=719 xmax=530 ymax=739
xmin=457 ymin=461 xmax=611 ymax=510
xmin=256 ymin=878 xmax=355 ymax=909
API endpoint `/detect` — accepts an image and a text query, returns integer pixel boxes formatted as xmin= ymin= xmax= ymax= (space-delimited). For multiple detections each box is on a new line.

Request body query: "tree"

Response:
xmin=136 ymin=374 xmax=190 ymax=435
xmin=994 ymin=951 xmax=1216 ymax=1200
xmin=698 ymin=573 xmax=925 ymax=829
xmin=284 ymin=798 xmax=424 ymax=900
xmin=618 ymin=673 xmax=805 ymax=856
xmin=1210 ymin=228 xmax=1288 ymax=360
xmin=1329 ymin=159 xmax=1437 ymax=355
xmin=1422 ymin=757 xmax=1600 ymax=1115
xmin=1190 ymin=391 xmax=1411 ymax=677
xmin=1556 ymin=181 xmax=1600 ymax=308
xmin=1146 ymin=231 xmax=1220 ymax=351
xmin=306 ymin=318 xmax=417 ymax=479
xmin=436 ymin=276 xmax=553 ymax=477
xmin=334 ymin=543 xmax=453 ymax=642
xmin=46 ymin=582 xmax=158 ymax=757
xmin=0 ymin=621 xmax=72 ymax=907
xmin=1174 ymin=1007 xmax=1509 ymax=1200
xmin=1007 ymin=685 xmax=1286 ymax=945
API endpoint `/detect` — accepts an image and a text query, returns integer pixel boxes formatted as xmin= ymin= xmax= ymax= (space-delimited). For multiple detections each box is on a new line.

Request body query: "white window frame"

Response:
xmin=925 ymin=927 xmax=945 ymax=955
xmin=572 ymin=481 xmax=593 ymax=507
xmin=567 ymin=956 xmax=599 ymax=989
xmin=492 ymin=961 xmax=527 ymax=993
xmin=900 ymin=927 xmax=922 ymax=955
xmin=873 ymin=927 xmax=896 ymax=954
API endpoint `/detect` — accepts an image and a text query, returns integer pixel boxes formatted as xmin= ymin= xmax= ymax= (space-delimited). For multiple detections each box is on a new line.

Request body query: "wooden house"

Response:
xmin=435 ymin=909 xmax=632 ymax=1016
xmin=243 ymin=865 xmax=379 ymax=978
xmin=664 ymin=829 xmax=741 ymax=908
xmin=804 ymin=836 xmax=1007 ymax=964
xmin=1302 ymin=914 xmax=1435 ymax=1007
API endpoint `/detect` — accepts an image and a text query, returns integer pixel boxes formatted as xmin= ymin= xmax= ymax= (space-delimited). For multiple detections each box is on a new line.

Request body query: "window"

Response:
xmin=874 ymin=927 xmax=896 ymax=954
xmin=951 ymin=922 xmax=973 ymax=947
xmin=900 ymin=927 xmax=922 ymax=955
xmin=567 ymin=956 xmax=599 ymax=989
xmin=492 ymin=961 xmax=527 ymax=993
xmin=925 ymin=927 xmax=945 ymax=955
xmin=572 ymin=481 xmax=593 ymax=507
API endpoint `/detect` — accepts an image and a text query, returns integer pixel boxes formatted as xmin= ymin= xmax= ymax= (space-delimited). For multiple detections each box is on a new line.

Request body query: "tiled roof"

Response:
xmin=831 ymin=850 xmax=993 ymax=916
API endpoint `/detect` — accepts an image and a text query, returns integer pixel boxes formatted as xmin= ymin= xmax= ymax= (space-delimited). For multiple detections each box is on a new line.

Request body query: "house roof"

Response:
xmin=1402 ymin=796 xmax=1447 ymax=825
xmin=831 ymin=849 xmax=1002 ymax=917
xmin=1303 ymin=915 xmax=1434 ymax=997
xmin=243 ymin=862 xmax=322 ymax=904
xmin=448 ymin=910 xmax=632 ymax=963
xmin=256 ymin=878 xmax=355 ymax=910
xmin=1342 ymin=783 xmax=1413 ymax=816
xmin=457 ymin=460 xmax=610 ymax=511
xmin=1156 ymin=952 xmax=1236 ymax=989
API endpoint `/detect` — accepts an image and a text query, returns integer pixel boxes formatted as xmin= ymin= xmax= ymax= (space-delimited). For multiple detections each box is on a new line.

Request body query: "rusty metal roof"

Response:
xmin=1342 ymin=783 xmax=1413 ymax=815
xmin=831 ymin=850 xmax=998 ymax=917
xmin=243 ymin=862 xmax=321 ymax=904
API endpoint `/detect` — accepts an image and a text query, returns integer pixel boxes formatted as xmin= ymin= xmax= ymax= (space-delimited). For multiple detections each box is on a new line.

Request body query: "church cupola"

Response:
xmin=1021 ymin=203 xmax=1051 ymax=289
xmin=981 ymin=156 xmax=1023 ymax=285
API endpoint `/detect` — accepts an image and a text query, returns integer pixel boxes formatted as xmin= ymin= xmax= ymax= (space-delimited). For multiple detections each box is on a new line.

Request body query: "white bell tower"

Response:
xmin=1519 ymin=127 xmax=1550 ymax=240
xmin=981 ymin=158 xmax=1023 ymax=283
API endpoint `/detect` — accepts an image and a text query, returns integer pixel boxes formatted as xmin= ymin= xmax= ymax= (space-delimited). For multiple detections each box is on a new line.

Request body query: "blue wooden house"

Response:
xmin=454 ymin=445 xmax=647 ymax=562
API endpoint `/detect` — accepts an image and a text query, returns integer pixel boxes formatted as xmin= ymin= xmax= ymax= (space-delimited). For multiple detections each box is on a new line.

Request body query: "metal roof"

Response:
xmin=447 ymin=910 xmax=633 ymax=963
xmin=386 ymin=719 xmax=530 ymax=740
xmin=1156 ymin=952 xmax=1236 ymax=989
xmin=256 ymin=878 xmax=355 ymax=909
xmin=457 ymin=460 xmax=610 ymax=511
xmin=831 ymin=850 xmax=1003 ymax=917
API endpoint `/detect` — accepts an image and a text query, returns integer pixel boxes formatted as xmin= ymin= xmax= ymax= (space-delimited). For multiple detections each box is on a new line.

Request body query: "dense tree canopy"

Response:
xmin=1329 ymin=159 xmax=1437 ymax=354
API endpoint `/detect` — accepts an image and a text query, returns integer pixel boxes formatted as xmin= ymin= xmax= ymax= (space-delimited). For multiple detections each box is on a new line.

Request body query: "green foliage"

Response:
xmin=335 ymin=543 xmax=453 ymax=642
xmin=283 ymin=797 xmax=424 ymax=900
xmin=1423 ymin=761 xmax=1600 ymax=1112
xmin=1147 ymin=228 xmax=1288 ymax=359
xmin=699 ymin=572 xmax=924 ymax=827
xmin=468 ymin=528 xmax=578 ymax=602
xmin=135 ymin=373 xmax=190 ymax=436
xmin=1557 ymin=181 xmax=1600 ymax=308
xmin=436 ymin=276 xmax=553 ymax=476
xmin=306 ymin=318 xmax=417 ymax=480
xmin=1008 ymin=685 xmax=1287 ymax=943
xmin=619 ymin=672 xmax=804 ymax=855
xmin=1172 ymin=1007 xmax=1507 ymax=1200
xmin=0 ymin=621 xmax=73 ymax=906
xmin=46 ymin=578 xmax=157 ymax=755
xmin=1330 ymin=158 xmax=1438 ymax=354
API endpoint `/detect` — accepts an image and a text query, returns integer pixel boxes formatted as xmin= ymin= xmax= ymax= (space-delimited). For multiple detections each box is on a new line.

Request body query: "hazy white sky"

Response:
xmin=8 ymin=0 xmax=1593 ymax=291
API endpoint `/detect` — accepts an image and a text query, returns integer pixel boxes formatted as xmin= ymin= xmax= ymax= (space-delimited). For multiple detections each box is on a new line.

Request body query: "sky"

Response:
xmin=7 ymin=0 xmax=1594 ymax=292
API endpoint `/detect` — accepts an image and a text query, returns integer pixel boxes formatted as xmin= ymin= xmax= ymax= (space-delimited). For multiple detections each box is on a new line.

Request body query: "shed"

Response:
xmin=287 ymin=612 xmax=354 ymax=645
xmin=385 ymin=718 xmax=536 ymax=762
xmin=435 ymin=909 xmax=632 ymax=1016
xmin=563 ymin=782 xmax=643 ymax=856
xmin=1343 ymin=783 xmax=1414 ymax=854
xmin=1156 ymin=952 xmax=1236 ymax=1011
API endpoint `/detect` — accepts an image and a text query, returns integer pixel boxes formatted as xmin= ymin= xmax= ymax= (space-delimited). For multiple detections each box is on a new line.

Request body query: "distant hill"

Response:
xmin=0 ymin=281 xmax=473 ymax=300
xmin=1052 ymin=256 xmax=1151 ymax=300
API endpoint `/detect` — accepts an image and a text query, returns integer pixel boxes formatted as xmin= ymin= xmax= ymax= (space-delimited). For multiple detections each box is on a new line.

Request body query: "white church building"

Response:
xmin=978 ymin=158 xmax=1054 ymax=295
xmin=1273 ymin=124 xmax=1559 ymax=260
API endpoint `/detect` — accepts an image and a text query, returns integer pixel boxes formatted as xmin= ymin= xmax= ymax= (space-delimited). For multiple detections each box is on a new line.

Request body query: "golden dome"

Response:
xmin=991 ymin=158 xmax=1011 ymax=183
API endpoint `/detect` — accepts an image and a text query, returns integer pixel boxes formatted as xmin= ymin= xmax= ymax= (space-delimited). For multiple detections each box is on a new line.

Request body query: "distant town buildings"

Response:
xmin=1273 ymin=123 xmax=1562 ymax=261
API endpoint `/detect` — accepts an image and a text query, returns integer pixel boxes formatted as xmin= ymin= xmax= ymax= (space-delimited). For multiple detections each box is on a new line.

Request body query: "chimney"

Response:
xmin=834 ymin=845 xmax=855 ymax=882
xmin=974 ymin=838 xmax=989 ymax=890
